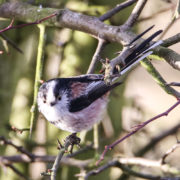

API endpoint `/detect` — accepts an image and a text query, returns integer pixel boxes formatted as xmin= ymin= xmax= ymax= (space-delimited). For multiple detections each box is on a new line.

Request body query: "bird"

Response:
xmin=37 ymin=28 xmax=163 ymax=134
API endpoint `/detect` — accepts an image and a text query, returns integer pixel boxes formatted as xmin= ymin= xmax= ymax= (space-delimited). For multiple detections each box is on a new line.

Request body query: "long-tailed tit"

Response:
xmin=37 ymin=29 xmax=163 ymax=133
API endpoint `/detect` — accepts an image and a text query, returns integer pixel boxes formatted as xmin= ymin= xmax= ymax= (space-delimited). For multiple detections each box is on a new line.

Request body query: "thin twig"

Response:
xmin=158 ymin=18 xmax=178 ymax=40
xmin=136 ymin=122 xmax=180 ymax=156
xmin=87 ymin=39 xmax=107 ymax=74
xmin=6 ymin=164 xmax=29 ymax=180
xmin=158 ymin=0 xmax=180 ymax=39
xmin=0 ymin=13 xmax=57 ymax=33
xmin=11 ymin=126 xmax=30 ymax=134
xmin=99 ymin=0 xmax=138 ymax=21
xmin=0 ymin=33 xmax=23 ymax=54
xmin=161 ymin=143 xmax=180 ymax=164
xmin=167 ymin=82 xmax=180 ymax=87
xmin=29 ymin=24 xmax=45 ymax=138
xmin=85 ymin=160 xmax=119 ymax=180
xmin=85 ymin=157 xmax=180 ymax=180
xmin=0 ymin=147 xmax=93 ymax=168
xmin=124 ymin=0 xmax=148 ymax=27
xmin=118 ymin=157 xmax=180 ymax=176
xmin=97 ymin=99 xmax=180 ymax=165
xmin=0 ymin=136 xmax=34 ymax=160
xmin=66 ymin=143 xmax=93 ymax=158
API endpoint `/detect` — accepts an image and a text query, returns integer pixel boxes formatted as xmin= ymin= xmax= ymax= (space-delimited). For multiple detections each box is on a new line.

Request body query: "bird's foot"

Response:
xmin=64 ymin=133 xmax=81 ymax=154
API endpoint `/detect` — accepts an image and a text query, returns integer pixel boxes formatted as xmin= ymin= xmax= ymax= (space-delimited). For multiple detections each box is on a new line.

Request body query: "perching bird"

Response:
xmin=37 ymin=28 xmax=162 ymax=133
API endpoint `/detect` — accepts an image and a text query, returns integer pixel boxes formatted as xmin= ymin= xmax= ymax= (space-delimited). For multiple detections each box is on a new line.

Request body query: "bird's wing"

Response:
xmin=69 ymin=80 xmax=121 ymax=112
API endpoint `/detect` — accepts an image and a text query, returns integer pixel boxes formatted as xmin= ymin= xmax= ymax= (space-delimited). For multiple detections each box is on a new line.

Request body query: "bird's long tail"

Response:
xmin=119 ymin=27 xmax=163 ymax=75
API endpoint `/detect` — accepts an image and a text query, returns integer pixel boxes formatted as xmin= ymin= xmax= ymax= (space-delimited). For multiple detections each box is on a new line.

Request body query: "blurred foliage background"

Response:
xmin=0 ymin=0 xmax=180 ymax=180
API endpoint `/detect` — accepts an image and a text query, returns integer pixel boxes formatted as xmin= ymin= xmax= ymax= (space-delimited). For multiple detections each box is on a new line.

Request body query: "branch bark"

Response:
xmin=0 ymin=2 xmax=180 ymax=71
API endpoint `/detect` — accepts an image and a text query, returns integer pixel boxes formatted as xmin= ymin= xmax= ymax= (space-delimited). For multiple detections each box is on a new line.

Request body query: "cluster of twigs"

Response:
xmin=1 ymin=130 xmax=180 ymax=179
xmin=1 ymin=0 xmax=180 ymax=179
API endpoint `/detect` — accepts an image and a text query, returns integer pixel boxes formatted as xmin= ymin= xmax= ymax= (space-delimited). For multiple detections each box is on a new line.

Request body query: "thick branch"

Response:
xmin=154 ymin=46 xmax=180 ymax=71
xmin=162 ymin=33 xmax=180 ymax=47
xmin=1 ymin=2 xmax=180 ymax=72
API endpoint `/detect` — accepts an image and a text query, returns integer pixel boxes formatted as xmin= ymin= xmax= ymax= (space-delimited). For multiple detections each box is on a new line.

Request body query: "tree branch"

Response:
xmin=1 ymin=2 xmax=180 ymax=72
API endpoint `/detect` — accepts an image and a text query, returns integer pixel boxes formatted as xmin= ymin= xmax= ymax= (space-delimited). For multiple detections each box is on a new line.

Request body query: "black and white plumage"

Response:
xmin=37 ymin=29 xmax=163 ymax=133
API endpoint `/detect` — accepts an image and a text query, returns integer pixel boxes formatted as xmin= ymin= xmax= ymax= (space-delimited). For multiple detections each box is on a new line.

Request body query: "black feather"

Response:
xmin=69 ymin=81 xmax=122 ymax=112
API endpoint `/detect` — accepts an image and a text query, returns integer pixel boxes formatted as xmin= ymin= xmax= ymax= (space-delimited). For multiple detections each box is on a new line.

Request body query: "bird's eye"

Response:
xmin=57 ymin=95 xmax=61 ymax=101
xmin=43 ymin=94 xmax=46 ymax=103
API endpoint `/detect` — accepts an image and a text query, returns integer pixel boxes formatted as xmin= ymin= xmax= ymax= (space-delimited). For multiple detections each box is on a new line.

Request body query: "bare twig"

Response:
xmin=11 ymin=126 xmax=30 ymax=134
xmin=97 ymin=99 xmax=180 ymax=165
xmin=118 ymin=157 xmax=180 ymax=175
xmin=158 ymin=0 xmax=180 ymax=39
xmin=136 ymin=122 xmax=180 ymax=156
xmin=66 ymin=143 xmax=93 ymax=158
xmin=0 ymin=145 xmax=93 ymax=167
xmin=0 ymin=33 xmax=23 ymax=53
xmin=99 ymin=0 xmax=138 ymax=21
xmin=85 ymin=160 xmax=119 ymax=180
xmin=85 ymin=157 xmax=180 ymax=180
xmin=5 ymin=164 xmax=29 ymax=180
xmin=161 ymin=143 xmax=180 ymax=164
xmin=124 ymin=0 xmax=148 ymax=27
xmin=85 ymin=160 xmax=160 ymax=180
xmin=167 ymin=82 xmax=180 ymax=87
xmin=0 ymin=13 xmax=57 ymax=33
xmin=87 ymin=39 xmax=107 ymax=74
xmin=0 ymin=136 xmax=34 ymax=160
xmin=0 ymin=155 xmax=93 ymax=171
